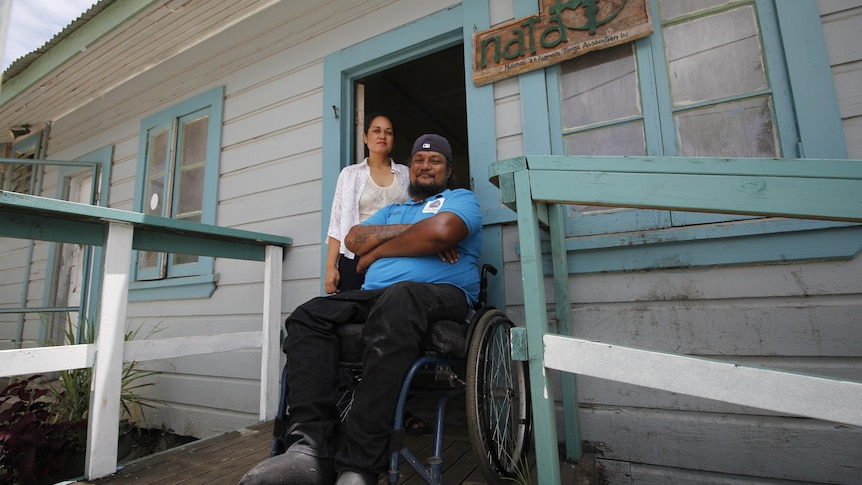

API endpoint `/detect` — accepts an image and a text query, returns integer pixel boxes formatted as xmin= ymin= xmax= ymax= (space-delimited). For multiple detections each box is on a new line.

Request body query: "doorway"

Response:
xmin=356 ymin=45 xmax=470 ymax=190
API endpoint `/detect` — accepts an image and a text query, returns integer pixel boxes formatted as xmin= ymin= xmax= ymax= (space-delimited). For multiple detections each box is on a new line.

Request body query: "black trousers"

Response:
xmin=282 ymin=281 xmax=469 ymax=473
xmin=336 ymin=254 xmax=364 ymax=292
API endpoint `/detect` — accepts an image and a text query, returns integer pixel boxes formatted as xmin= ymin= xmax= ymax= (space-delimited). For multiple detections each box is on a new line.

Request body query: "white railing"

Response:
xmin=0 ymin=190 xmax=291 ymax=480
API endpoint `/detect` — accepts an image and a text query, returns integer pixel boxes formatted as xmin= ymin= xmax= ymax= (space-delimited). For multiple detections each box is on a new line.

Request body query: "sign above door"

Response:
xmin=472 ymin=0 xmax=653 ymax=86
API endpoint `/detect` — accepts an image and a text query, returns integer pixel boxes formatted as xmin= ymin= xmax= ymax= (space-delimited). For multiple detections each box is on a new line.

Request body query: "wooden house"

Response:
xmin=1 ymin=0 xmax=859 ymax=482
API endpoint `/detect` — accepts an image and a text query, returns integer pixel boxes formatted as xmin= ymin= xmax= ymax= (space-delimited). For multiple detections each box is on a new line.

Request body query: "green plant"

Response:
xmin=0 ymin=319 xmax=161 ymax=483
xmin=0 ymin=375 xmax=87 ymax=484
xmin=48 ymin=318 xmax=160 ymax=429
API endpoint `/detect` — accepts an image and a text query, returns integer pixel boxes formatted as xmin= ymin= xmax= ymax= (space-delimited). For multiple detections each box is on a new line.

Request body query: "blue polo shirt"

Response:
xmin=360 ymin=188 xmax=483 ymax=306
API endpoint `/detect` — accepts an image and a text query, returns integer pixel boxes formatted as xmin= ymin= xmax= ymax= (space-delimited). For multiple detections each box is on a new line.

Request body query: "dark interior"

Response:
xmin=357 ymin=44 xmax=470 ymax=189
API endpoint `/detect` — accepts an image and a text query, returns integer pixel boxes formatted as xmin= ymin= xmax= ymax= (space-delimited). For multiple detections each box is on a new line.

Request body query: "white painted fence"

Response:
xmin=0 ymin=190 xmax=290 ymax=480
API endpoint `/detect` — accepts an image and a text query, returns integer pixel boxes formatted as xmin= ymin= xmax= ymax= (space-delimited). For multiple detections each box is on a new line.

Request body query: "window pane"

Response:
xmin=659 ymin=0 xmax=738 ymax=21
xmin=172 ymin=211 xmax=201 ymax=265
xmin=172 ymin=253 xmax=200 ymax=265
xmin=175 ymin=116 xmax=207 ymax=217
xmin=565 ymin=121 xmax=646 ymax=156
xmin=664 ymin=6 xmax=766 ymax=106
xmin=676 ymin=96 xmax=777 ymax=157
xmin=140 ymin=250 xmax=159 ymax=270
xmin=560 ymin=44 xmax=640 ymax=129
xmin=146 ymin=128 xmax=169 ymax=217
xmin=565 ymin=122 xmax=646 ymax=214
xmin=176 ymin=166 xmax=204 ymax=215
xmin=180 ymin=116 xmax=208 ymax=167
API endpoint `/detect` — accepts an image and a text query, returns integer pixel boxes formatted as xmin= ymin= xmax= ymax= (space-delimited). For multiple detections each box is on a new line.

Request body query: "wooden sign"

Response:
xmin=472 ymin=0 xmax=653 ymax=86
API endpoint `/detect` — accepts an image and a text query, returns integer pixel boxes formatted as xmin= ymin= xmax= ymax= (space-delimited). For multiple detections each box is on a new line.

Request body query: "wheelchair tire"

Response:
xmin=465 ymin=309 xmax=532 ymax=484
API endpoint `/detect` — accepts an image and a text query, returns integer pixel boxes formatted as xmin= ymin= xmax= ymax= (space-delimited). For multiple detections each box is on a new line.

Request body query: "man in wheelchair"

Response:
xmin=241 ymin=134 xmax=482 ymax=485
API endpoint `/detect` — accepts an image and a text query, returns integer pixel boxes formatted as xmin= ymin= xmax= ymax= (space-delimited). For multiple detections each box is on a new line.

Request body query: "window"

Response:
xmin=560 ymin=1 xmax=783 ymax=215
xmin=131 ymin=87 xmax=224 ymax=299
xmin=548 ymin=0 xmax=856 ymax=269
xmin=1 ymin=131 xmax=46 ymax=194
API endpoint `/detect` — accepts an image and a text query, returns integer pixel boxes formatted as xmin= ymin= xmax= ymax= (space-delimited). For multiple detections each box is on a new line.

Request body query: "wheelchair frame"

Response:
xmin=271 ymin=265 xmax=532 ymax=485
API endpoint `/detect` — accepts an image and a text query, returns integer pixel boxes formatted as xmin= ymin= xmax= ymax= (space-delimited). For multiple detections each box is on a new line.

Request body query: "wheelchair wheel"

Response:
xmin=466 ymin=309 xmax=532 ymax=484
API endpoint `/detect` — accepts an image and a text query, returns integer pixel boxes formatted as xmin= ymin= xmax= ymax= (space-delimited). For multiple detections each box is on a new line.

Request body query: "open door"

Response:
xmin=353 ymin=45 xmax=469 ymax=189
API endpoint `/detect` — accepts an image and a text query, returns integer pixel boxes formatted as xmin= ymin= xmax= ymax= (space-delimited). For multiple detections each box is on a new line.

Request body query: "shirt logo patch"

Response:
xmin=422 ymin=198 xmax=444 ymax=214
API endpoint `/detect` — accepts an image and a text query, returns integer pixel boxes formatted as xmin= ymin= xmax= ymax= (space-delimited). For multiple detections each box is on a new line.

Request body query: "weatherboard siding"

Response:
xmin=820 ymin=0 xmax=862 ymax=159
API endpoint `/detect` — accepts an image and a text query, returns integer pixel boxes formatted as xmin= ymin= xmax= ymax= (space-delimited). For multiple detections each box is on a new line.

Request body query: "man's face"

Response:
xmin=409 ymin=151 xmax=451 ymax=199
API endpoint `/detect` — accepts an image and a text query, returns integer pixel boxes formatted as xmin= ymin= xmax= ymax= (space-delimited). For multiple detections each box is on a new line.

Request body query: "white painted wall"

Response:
xmin=820 ymin=0 xmax=862 ymax=158
xmin=24 ymin=0 xmax=460 ymax=439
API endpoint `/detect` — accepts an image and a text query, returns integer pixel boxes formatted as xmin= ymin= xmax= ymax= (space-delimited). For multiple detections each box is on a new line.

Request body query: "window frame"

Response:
xmin=539 ymin=0 xmax=857 ymax=273
xmin=130 ymin=86 xmax=224 ymax=300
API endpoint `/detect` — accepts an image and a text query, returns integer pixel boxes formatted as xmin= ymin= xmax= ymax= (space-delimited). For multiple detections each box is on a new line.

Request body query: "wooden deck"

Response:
xmin=71 ymin=414 xmax=594 ymax=484
xmin=72 ymin=421 xmax=489 ymax=484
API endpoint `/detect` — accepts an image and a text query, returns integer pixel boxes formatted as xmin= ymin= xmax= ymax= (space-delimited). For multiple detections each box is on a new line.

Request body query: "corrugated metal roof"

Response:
xmin=0 ymin=0 xmax=283 ymax=135
xmin=2 ymin=0 xmax=112 ymax=82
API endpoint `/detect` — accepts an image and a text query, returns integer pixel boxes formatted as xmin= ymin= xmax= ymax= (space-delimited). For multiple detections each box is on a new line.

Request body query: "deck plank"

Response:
xmin=76 ymin=421 xmax=488 ymax=485
xmin=75 ymin=419 xmax=590 ymax=484
xmin=79 ymin=423 xmax=271 ymax=484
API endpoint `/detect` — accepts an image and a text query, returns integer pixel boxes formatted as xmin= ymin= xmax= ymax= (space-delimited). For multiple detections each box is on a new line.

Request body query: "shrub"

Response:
xmin=0 ymin=376 xmax=87 ymax=484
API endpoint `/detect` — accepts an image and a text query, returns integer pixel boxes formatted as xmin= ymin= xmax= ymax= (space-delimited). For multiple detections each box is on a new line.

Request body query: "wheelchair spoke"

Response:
xmin=337 ymin=389 xmax=354 ymax=422
xmin=466 ymin=309 xmax=532 ymax=483
xmin=486 ymin=324 xmax=517 ymax=467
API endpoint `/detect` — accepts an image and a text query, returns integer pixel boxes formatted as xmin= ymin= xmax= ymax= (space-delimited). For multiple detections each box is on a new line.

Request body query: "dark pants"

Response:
xmin=337 ymin=254 xmax=364 ymax=292
xmin=282 ymin=281 xmax=469 ymax=473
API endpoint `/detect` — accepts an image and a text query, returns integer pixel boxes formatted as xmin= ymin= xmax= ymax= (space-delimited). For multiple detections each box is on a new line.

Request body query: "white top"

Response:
xmin=327 ymin=158 xmax=410 ymax=259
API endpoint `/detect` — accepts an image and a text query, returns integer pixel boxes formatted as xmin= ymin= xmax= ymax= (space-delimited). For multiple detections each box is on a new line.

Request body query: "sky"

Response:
xmin=2 ymin=0 xmax=95 ymax=71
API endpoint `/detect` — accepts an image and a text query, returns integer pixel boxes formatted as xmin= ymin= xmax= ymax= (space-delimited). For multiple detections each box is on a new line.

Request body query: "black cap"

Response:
xmin=411 ymin=134 xmax=452 ymax=165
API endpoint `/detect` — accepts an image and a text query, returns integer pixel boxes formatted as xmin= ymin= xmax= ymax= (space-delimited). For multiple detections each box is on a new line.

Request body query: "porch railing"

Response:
xmin=489 ymin=155 xmax=862 ymax=485
xmin=0 ymin=189 xmax=292 ymax=480
xmin=0 ymin=157 xmax=104 ymax=347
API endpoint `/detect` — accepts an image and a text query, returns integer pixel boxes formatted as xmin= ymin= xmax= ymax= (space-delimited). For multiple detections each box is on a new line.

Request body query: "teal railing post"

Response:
xmin=513 ymin=168 xmax=562 ymax=484
xmin=549 ymin=203 xmax=582 ymax=462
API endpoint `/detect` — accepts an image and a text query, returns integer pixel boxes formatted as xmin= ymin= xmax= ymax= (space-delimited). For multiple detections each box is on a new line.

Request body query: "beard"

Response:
xmin=408 ymin=179 xmax=447 ymax=200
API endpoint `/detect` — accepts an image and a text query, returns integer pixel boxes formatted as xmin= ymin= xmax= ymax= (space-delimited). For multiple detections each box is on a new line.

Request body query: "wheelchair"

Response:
xmin=271 ymin=264 xmax=532 ymax=484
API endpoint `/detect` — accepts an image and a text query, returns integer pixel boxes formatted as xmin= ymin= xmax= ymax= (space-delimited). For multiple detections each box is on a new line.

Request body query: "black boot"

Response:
xmin=240 ymin=450 xmax=336 ymax=485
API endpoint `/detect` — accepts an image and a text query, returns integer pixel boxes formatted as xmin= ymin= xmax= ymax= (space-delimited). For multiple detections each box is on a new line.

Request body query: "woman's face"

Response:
xmin=363 ymin=116 xmax=394 ymax=157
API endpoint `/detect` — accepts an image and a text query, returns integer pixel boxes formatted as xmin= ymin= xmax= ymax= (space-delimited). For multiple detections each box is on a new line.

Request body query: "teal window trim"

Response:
xmin=464 ymin=0 xmax=511 ymax=227
xmin=45 ymin=146 xmax=114 ymax=336
xmin=665 ymin=0 xmax=797 ymax=227
xmin=463 ymin=0 xmax=507 ymax=311
xmin=539 ymin=0 xmax=858 ymax=273
xmin=128 ymin=273 xmax=218 ymax=302
xmin=130 ymin=86 xmax=224 ymax=301
xmin=773 ymin=0 xmax=847 ymax=159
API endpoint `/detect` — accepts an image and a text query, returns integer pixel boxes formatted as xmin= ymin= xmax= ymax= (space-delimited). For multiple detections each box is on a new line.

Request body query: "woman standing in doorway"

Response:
xmin=325 ymin=113 xmax=410 ymax=294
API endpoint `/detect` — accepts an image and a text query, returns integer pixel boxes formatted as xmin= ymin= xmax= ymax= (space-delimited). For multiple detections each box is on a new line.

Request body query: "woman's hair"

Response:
xmin=364 ymin=112 xmax=395 ymax=134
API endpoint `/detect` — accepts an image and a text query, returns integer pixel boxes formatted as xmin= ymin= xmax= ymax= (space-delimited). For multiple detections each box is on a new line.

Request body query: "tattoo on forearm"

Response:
xmin=355 ymin=225 xmax=406 ymax=247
